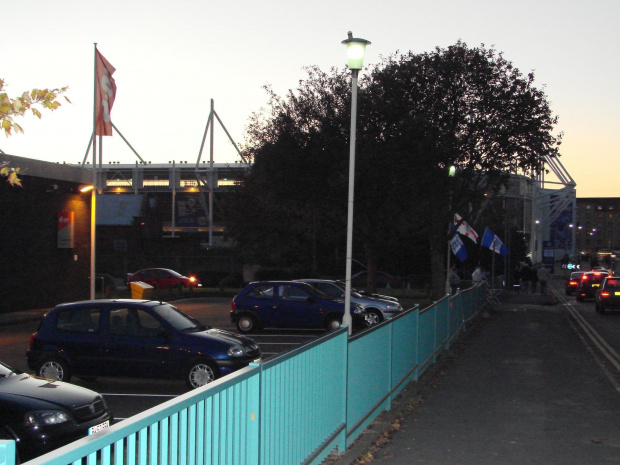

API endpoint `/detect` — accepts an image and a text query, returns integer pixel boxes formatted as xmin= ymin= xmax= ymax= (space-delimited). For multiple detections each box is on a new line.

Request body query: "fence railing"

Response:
xmin=1 ymin=285 xmax=487 ymax=465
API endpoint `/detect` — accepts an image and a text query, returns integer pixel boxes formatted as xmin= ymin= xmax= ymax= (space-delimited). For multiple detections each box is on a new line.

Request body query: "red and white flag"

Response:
xmin=454 ymin=213 xmax=479 ymax=243
xmin=95 ymin=50 xmax=116 ymax=136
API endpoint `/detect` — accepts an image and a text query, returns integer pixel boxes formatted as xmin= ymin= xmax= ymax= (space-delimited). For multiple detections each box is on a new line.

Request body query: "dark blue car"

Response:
xmin=230 ymin=281 xmax=367 ymax=333
xmin=27 ymin=299 xmax=261 ymax=389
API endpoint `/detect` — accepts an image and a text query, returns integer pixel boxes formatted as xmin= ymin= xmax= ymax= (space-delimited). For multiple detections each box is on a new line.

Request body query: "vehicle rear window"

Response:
xmin=56 ymin=308 xmax=101 ymax=333
xmin=605 ymin=279 xmax=620 ymax=289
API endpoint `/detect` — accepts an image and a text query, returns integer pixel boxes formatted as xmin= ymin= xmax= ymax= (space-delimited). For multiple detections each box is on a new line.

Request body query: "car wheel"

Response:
xmin=185 ymin=360 xmax=218 ymax=389
xmin=37 ymin=358 xmax=71 ymax=382
xmin=324 ymin=315 xmax=342 ymax=331
xmin=365 ymin=309 xmax=382 ymax=327
xmin=236 ymin=314 xmax=257 ymax=333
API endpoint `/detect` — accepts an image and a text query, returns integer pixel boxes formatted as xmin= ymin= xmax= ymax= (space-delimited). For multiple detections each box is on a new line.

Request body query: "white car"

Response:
xmin=295 ymin=279 xmax=403 ymax=326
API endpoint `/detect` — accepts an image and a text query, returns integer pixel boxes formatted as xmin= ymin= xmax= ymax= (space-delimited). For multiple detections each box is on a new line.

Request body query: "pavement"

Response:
xmin=328 ymin=283 xmax=620 ymax=464
xmin=0 ymin=307 xmax=48 ymax=326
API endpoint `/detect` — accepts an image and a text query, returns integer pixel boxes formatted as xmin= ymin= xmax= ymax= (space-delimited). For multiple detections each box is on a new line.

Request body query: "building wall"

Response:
xmin=0 ymin=176 xmax=91 ymax=312
xmin=575 ymin=197 xmax=620 ymax=254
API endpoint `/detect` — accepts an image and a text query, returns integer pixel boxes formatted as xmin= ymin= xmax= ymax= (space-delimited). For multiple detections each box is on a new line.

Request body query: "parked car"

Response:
xmin=0 ymin=360 xmax=113 ymax=462
xmin=27 ymin=299 xmax=260 ymax=389
xmin=295 ymin=279 xmax=403 ymax=326
xmin=126 ymin=268 xmax=201 ymax=290
xmin=231 ymin=281 xmax=367 ymax=333
xmin=565 ymin=271 xmax=585 ymax=295
xmin=595 ymin=276 xmax=620 ymax=314
xmin=576 ymin=271 xmax=610 ymax=301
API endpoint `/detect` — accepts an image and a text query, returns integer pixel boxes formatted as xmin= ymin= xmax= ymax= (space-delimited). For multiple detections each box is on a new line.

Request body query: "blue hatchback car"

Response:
xmin=230 ymin=281 xmax=367 ymax=333
xmin=27 ymin=299 xmax=261 ymax=389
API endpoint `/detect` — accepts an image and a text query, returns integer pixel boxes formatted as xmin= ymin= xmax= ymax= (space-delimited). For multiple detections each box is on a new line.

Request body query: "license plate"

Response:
xmin=89 ymin=420 xmax=110 ymax=435
xmin=615 ymin=292 xmax=620 ymax=296
xmin=593 ymin=284 xmax=600 ymax=288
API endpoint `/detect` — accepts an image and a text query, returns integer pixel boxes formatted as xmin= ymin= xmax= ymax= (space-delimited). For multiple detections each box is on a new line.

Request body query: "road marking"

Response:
xmin=555 ymin=288 xmax=620 ymax=394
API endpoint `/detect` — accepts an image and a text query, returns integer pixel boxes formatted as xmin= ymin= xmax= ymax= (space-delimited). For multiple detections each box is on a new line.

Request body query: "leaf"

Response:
xmin=7 ymin=170 xmax=22 ymax=187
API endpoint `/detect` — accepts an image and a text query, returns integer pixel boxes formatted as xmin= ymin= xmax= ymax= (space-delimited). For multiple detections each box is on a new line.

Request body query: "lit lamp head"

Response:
xmin=448 ymin=166 xmax=456 ymax=177
xmin=342 ymin=31 xmax=371 ymax=70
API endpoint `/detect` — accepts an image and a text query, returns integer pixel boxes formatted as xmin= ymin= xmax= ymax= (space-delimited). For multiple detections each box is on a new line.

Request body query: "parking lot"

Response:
xmin=0 ymin=297 xmax=339 ymax=420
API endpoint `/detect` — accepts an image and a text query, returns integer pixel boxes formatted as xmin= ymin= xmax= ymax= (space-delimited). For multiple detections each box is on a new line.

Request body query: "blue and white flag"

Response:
xmin=450 ymin=233 xmax=468 ymax=262
xmin=481 ymin=228 xmax=509 ymax=256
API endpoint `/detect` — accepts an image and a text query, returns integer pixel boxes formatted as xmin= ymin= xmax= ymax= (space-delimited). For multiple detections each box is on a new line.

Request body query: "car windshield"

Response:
xmin=296 ymin=282 xmax=332 ymax=301
xmin=0 ymin=362 xmax=16 ymax=379
xmin=152 ymin=304 xmax=208 ymax=332
xmin=333 ymin=280 xmax=364 ymax=297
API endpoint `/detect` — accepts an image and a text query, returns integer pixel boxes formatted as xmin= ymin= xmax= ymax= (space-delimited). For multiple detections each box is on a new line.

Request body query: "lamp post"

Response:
xmin=342 ymin=31 xmax=370 ymax=334
xmin=445 ymin=165 xmax=456 ymax=295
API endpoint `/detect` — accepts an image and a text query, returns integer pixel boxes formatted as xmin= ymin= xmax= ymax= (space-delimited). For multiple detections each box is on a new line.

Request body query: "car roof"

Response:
xmin=52 ymin=299 xmax=165 ymax=310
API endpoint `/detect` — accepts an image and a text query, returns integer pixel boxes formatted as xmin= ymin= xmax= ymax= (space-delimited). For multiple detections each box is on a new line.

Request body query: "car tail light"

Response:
xmin=600 ymin=291 xmax=611 ymax=298
xmin=569 ymin=280 xmax=578 ymax=286
xmin=231 ymin=301 xmax=236 ymax=311
xmin=29 ymin=333 xmax=36 ymax=350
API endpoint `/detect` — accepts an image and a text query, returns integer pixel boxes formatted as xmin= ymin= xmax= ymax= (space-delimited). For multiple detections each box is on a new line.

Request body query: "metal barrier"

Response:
xmin=1 ymin=285 xmax=486 ymax=465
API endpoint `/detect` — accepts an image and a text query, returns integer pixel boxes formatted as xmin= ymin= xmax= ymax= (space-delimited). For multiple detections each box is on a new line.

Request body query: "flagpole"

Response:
xmin=90 ymin=43 xmax=98 ymax=300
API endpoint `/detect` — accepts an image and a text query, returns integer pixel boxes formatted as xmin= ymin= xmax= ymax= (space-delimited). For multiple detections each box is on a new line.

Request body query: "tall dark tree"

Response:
xmin=223 ymin=42 xmax=561 ymax=296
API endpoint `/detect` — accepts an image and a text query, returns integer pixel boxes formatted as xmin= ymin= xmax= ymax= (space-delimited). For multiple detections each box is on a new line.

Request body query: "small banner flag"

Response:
xmin=95 ymin=49 xmax=116 ymax=136
xmin=481 ymin=227 xmax=509 ymax=256
xmin=450 ymin=233 xmax=468 ymax=262
xmin=454 ymin=213 xmax=478 ymax=243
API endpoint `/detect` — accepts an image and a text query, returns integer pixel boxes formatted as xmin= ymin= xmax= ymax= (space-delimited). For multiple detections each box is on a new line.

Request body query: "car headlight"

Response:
xmin=353 ymin=307 xmax=365 ymax=315
xmin=25 ymin=410 xmax=71 ymax=427
xmin=385 ymin=303 xmax=402 ymax=311
xmin=228 ymin=345 xmax=245 ymax=357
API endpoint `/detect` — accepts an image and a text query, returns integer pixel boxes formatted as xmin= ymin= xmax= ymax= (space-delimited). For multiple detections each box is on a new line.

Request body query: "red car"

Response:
xmin=565 ymin=271 xmax=585 ymax=295
xmin=126 ymin=268 xmax=201 ymax=290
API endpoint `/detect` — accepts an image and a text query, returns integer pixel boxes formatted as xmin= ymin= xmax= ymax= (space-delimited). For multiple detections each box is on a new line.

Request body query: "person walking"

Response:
xmin=537 ymin=265 xmax=551 ymax=295
xmin=450 ymin=266 xmax=462 ymax=294
xmin=472 ymin=266 xmax=485 ymax=284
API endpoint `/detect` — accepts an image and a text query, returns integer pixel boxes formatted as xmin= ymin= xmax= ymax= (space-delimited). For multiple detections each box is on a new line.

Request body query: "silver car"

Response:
xmin=295 ymin=279 xmax=403 ymax=326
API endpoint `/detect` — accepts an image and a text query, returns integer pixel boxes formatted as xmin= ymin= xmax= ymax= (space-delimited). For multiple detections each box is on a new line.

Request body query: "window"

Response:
xmin=279 ymin=284 xmax=311 ymax=301
xmin=248 ymin=284 xmax=275 ymax=299
xmin=57 ymin=308 xmax=101 ymax=333
xmin=109 ymin=308 xmax=163 ymax=337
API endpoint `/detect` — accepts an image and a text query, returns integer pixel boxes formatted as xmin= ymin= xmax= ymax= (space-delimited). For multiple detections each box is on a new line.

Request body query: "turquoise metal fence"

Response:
xmin=1 ymin=285 xmax=486 ymax=465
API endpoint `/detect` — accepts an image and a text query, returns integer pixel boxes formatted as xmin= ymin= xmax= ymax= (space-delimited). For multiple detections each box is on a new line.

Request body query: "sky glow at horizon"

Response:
xmin=2 ymin=0 xmax=618 ymax=197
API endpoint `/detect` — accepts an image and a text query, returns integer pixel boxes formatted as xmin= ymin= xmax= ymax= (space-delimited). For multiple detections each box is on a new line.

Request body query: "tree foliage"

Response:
xmin=0 ymin=78 xmax=69 ymax=137
xmin=0 ymin=78 xmax=69 ymax=186
xmin=224 ymin=42 xmax=562 ymax=296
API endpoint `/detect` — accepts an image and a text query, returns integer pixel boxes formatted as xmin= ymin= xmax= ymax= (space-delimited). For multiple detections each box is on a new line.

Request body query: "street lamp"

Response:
xmin=342 ymin=31 xmax=370 ymax=334
xmin=445 ymin=166 xmax=456 ymax=295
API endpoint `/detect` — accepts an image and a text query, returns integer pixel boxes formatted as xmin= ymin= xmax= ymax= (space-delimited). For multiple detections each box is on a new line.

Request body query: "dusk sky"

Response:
xmin=2 ymin=0 xmax=618 ymax=197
